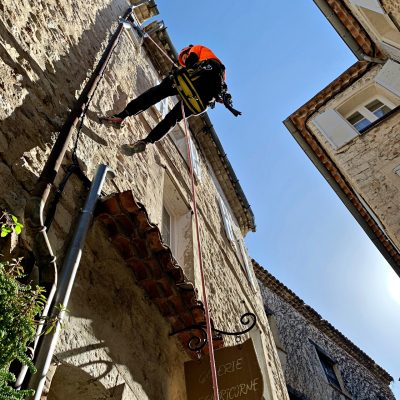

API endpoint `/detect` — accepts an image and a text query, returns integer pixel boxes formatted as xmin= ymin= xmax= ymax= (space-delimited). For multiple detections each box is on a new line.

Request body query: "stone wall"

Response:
xmin=307 ymin=66 xmax=400 ymax=250
xmin=258 ymin=282 xmax=395 ymax=400
xmin=0 ymin=0 xmax=287 ymax=398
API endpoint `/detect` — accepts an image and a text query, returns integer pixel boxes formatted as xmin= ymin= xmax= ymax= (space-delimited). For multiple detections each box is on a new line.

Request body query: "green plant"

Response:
xmin=0 ymin=212 xmax=23 ymax=238
xmin=0 ymin=213 xmax=52 ymax=400
xmin=0 ymin=257 xmax=45 ymax=399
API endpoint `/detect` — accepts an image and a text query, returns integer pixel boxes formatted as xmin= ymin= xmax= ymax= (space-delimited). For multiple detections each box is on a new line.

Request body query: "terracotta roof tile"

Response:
xmin=326 ymin=0 xmax=377 ymax=56
xmin=96 ymin=190 xmax=224 ymax=357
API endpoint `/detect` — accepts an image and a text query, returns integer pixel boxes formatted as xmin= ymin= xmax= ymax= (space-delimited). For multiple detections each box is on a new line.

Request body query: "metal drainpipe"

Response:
xmin=19 ymin=6 xmax=133 ymax=388
xmin=28 ymin=164 xmax=115 ymax=400
xmin=24 ymin=5 xmax=133 ymax=293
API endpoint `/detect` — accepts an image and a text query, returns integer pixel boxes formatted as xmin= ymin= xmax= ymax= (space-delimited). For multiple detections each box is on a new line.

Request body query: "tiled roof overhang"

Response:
xmin=141 ymin=23 xmax=256 ymax=234
xmin=95 ymin=190 xmax=223 ymax=357
xmin=130 ymin=0 xmax=159 ymax=24
xmin=284 ymin=60 xmax=400 ymax=275
xmin=253 ymin=260 xmax=393 ymax=386
xmin=313 ymin=0 xmax=382 ymax=59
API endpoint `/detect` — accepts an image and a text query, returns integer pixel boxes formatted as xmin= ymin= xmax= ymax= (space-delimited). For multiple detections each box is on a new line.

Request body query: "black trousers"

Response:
xmin=119 ymin=61 xmax=223 ymax=144
xmin=120 ymin=76 xmax=193 ymax=144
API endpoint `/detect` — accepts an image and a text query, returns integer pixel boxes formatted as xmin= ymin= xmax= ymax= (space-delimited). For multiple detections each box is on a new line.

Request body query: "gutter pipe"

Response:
xmin=25 ymin=5 xmax=133 ymax=291
xmin=201 ymin=113 xmax=256 ymax=232
xmin=20 ymin=6 xmax=133 ymax=389
xmin=28 ymin=164 xmax=115 ymax=400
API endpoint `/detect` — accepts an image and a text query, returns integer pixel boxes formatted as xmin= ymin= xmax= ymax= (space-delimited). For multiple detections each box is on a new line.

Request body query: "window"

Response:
xmin=347 ymin=111 xmax=371 ymax=132
xmin=162 ymin=173 xmax=194 ymax=280
xmin=155 ymin=80 xmax=169 ymax=118
xmin=217 ymin=194 xmax=257 ymax=288
xmin=236 ymin=238 xmax=257 ymax=290
xmin=366 ymin=99 xmax=391 ymax=118
xmin=161 ymin=206 xmax=171 ymax=247
xmin=313 ymin=77 xmax=400 ymax=149
xmin=169 ymin=123 xmax=202 ymax=182
xmin=315 ymin=348 xmax=341 ymax=389
xmin=217 ymin=195 xmax=235 ymax=243
xmin=287 ymin=387 xmax=306 ymax=400
xmin=266 ymin=312 xmax=287 ymax=371
xmin=346 ymin=98 xmax=393 ymax=132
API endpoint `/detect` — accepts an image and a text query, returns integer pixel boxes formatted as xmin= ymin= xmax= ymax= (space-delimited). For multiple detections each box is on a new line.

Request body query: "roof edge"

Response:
xmin=253 ymin=260 xmax=394 ymax=386
xmin=313 ymin=0 xmax=366 ymax=59
xmin=283 ymin=117 xmax=400 ymax=275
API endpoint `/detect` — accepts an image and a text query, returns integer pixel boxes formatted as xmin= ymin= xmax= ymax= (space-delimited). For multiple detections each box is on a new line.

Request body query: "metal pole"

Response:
xmin=28 ymin=164 xmax=115 ymax=400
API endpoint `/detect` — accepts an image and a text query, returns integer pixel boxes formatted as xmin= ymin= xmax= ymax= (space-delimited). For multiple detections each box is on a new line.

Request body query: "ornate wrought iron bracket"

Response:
xmin=170 ymin=312 xmax=257 ymax=352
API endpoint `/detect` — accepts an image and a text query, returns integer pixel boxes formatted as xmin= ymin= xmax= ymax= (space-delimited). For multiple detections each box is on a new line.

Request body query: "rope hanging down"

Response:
xmin=181 ymin=102 xmax=220 ymax=400
xmin=142 ymin=27 xmax=221 ymax=399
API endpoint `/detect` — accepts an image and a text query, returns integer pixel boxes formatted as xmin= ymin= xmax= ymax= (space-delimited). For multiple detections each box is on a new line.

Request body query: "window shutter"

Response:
xmin=374 ymin=60 xmax=400 ymax=98
xmin=156 ymin=98 xmax=169 ymax=118
xmin=349 ymin=0 xmax=384 ymax=13
xmin=155 ymin=80 xmax=169 ymax=118
xmin=381 ymin=42 xmax=400 ymax=63
xmin=189 ymin=137 xmax=202 ymax=182
xmin=313 ymin=109 xmax=358 ymax=149
xmin=238 ymin=239 xmax=256 ymax=289
xmin=218 ymin=196 xmax=235 ymax=242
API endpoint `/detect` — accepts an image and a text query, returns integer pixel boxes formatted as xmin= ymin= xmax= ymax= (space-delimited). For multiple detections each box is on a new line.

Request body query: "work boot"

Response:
xmin=121 ymin=140 xmax=147 ymax=155
xmin=99 ymin=115 xmax=125 ymax=129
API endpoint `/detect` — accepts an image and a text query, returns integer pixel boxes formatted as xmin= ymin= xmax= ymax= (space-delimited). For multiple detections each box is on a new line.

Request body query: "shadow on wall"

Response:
xmin=47 ymin=363 xmax=125 ymax=400
xmin=0 ymin=1 xmax=127 ymax=193
xmin=48 ymin=221 xmax=187 ymax=400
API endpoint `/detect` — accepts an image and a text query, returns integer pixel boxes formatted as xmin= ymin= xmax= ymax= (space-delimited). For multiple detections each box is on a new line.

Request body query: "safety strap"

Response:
xmin=173 ymin=69 xmax=206 ymax=115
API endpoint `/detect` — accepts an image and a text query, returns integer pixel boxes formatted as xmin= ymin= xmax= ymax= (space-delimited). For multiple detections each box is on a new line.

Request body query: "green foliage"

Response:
xmin=0 ymin=257 xmax=46 ymax=399
xmin=0 ymin=212 xmax=23 ymax=238
xmin=0 ymin=212 xmax=63 ymax=399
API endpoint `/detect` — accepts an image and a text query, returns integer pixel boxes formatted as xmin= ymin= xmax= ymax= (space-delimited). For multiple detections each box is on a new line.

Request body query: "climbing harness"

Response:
xmin=172 ymin=68 xmax=206 ymax=115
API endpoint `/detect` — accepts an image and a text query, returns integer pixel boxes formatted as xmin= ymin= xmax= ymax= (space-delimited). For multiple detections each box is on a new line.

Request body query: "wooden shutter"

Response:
xmin=218 ymin=196 xmax=235 ymax=242
xmin=349 ymin=0 xmax=384 ymax=13
xmin=189 ymin=137 xmax=202 ymax=182
xmin=238 ymin=239 xmax=256 ymax=289
xmin=312 ymin=109 xmax=358 ymax=149
xmin=374 ymin=60 xmax=400 ymax=97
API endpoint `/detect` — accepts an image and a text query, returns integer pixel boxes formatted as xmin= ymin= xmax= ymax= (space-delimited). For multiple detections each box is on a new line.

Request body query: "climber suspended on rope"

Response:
xmin=99 ymin=44 xmax=241 ymax=155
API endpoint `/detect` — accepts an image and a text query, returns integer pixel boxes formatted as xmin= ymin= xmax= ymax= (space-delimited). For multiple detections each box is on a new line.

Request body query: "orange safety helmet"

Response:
xmin=178 ymin=45 xmax=193 ymax=66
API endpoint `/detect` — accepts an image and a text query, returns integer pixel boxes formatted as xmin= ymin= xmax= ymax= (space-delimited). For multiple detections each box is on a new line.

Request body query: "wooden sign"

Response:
xmin=184 ymin=339 xmax=263 ymax=400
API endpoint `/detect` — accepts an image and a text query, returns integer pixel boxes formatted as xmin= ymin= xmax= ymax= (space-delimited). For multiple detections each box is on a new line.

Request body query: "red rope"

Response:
xmin=145 ymin=29 xmax=220 ymax=397
xmin=143 ymin=31 xmax=179 ymax=68
xmin=181 ymin=103 xmax=220 ymax=400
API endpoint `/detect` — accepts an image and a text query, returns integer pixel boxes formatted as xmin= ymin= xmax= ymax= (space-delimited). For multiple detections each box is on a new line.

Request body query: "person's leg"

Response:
xmin=144 ymin=101 xmax=192 ymax=143
xmin=116 ymin=77 xmax=176 ymax=118
xmin=121 ymin=101 xmax=193 ymax=155
xmin=100 ymin=76 xmax=176 ymax=128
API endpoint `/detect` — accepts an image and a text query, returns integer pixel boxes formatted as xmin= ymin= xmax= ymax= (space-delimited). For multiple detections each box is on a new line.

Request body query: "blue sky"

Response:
xmin=153 ymin=0 xmax=400 ymax=396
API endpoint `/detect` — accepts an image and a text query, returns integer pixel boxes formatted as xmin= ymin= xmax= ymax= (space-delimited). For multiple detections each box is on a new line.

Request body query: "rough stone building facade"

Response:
xmin=0 ymin=0 xmax=288 ymax=399
xmin=254 ymin=261 xmax=395 ymax=400
xmin=284 ymin=0 xmax=400 ymax=277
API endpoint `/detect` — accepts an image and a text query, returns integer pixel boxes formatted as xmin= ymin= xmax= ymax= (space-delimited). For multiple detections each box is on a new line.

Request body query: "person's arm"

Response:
xmin=218 ymin=83 xmax=241 ymax=116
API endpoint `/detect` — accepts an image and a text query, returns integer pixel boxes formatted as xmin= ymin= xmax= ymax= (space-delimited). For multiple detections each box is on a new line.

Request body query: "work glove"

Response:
xmin=222 ymin=92 xmax=242 ymax=117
